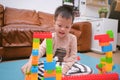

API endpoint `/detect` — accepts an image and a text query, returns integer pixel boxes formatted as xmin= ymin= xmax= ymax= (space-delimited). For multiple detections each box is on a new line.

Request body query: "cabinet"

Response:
xmin=90 ymin=18 xmax=118 ymax=53
xmin=74 ymin=17 xmax=118 ymax=53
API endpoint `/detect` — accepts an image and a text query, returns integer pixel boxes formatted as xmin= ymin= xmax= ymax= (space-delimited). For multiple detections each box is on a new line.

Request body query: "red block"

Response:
xmin=94 ymin=34 xmax=112 ymax=43
xmin=33 ymin=32 xmax=52 ymax=39
xmin=62 ymin=73 xmax=119 ymax=80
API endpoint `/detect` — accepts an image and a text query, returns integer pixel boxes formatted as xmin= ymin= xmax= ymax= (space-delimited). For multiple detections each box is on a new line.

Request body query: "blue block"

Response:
xmin=31 ymin=66 xmax=38 ymax=73
xmin=44 ymin=60 xmax=56 ymax=70
xmin=102 ymin=44 xmax=112 ymax=52
xmin=44 ymin=77 xmax=56 ymax=80
xmin=32 ymin=49 xmax=39 ymax=56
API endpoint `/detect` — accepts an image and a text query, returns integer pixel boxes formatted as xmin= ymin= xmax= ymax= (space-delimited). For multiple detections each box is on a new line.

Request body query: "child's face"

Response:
xmin=54 ymin=15 xmax=73 ymax=38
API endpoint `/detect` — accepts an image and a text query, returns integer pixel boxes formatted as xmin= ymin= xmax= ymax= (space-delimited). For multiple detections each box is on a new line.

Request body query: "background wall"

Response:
xmin=0 ymin=0 xmax=62 ymax=14
xmin=0 ymin=0 xmax=109 ymax=17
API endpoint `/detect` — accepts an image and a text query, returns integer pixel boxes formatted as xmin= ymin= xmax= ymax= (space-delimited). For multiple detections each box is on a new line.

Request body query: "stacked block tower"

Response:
xmin=94 ymin=30 xmax=114 ymax=73
xmin=25 ymin=32 xmax=62 ymax=80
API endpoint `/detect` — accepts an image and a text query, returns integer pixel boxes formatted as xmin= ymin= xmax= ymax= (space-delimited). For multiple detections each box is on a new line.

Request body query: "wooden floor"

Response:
xmin=84 ymin=48 xmax=120 ymax=64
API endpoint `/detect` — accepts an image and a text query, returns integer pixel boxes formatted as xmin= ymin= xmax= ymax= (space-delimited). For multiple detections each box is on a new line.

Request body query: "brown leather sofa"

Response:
xmin=0 ymin=4 xmax=92 ymax=61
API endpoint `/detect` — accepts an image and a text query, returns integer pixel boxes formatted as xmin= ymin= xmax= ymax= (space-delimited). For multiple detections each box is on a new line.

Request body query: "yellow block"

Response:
xmin=105 ymin=63 xmax=113 ymax=72
xmin=46 ymin=54 xmax=53 ymax=62
xmin=33 ymin=42 xmax=39 ymax=49
xmin=31 ymin=73 xmax=38 ymax=80
xmin=56 ymin=73 xmax=62 ymax=80
xmin=106 ymin=51 xmax=113 ymax=58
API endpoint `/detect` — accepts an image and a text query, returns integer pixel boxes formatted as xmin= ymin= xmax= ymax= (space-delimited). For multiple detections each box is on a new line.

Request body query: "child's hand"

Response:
xmin=21 ymin=61 xmax=32 ymax=74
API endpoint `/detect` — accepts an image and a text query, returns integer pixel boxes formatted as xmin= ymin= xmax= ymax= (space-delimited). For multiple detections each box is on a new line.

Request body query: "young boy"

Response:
xmin=21 ymin=5 xmax=93 ymax=80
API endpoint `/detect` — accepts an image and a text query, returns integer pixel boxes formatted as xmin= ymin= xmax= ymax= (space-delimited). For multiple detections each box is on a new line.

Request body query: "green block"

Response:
xmin=106 ymin=30 xmax=114 ymax=38
xmin=106 ymin=57 xmax=112 ymax=63
xmin=41 ymin=77 xmax=44 ymax=80
xmin=46 ymin=70 xmax=53 ymax=74
xmin=33 ymin=38 xmax=40 ymax=43
xmin=98 ymin=63 xmax=103 ymax=68
xmin=46 ymin=38 xmax=53 ymax=54
xmin=100 ymin=57 xmax=106 ymax=62
xmin=56 ymin=66 xmax=62 ymax=73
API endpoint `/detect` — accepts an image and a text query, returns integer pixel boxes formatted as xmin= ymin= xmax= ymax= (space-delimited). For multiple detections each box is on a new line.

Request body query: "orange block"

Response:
xmin=99 ymin=42 xmax=110 ymax=46
xmin=44 ymin=70 xmax=56 ymax=78
xmin=25 ymin=74 xmax=31 ymax=80
xmin=31 ymin=73 xmax=38 ymax=80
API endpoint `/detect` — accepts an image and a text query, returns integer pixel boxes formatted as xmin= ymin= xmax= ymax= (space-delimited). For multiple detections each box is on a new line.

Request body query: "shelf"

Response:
xmin=86 ymin=0 xmax=108 ymax=7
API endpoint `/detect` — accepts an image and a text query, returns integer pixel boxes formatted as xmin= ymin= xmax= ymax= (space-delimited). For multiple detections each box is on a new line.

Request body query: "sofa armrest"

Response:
xmin=72 ymin=22 xmax=92 ymax=52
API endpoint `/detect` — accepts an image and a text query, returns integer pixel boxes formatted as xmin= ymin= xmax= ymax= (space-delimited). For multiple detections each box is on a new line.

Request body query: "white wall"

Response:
xmin=0 ymin=0 xmax=62 ymax=14
xmin=0 ymin=0 xmax=108 ymax=17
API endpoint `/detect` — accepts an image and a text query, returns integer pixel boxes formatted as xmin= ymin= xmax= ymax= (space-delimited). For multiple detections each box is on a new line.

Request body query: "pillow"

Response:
xmin=4 ymin=7 xmax=41 ymax=26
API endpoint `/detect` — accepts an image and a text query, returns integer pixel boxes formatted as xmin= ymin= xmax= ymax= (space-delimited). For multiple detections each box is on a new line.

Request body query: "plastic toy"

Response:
xmin=94 ymin=30 xmax=114 ymax=73
xmin=25 ymin=32 xmax=62 ymax=80
xmin=62 ymin=73 xmax=119 ymax=80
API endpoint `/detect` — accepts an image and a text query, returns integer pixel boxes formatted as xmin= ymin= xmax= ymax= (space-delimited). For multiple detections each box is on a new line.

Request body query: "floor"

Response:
xmin=84 ymin=48 xmax=120 ymax=64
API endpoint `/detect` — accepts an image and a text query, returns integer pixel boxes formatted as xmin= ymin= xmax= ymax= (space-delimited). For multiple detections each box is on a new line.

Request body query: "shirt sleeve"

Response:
xmin=38 ymin=39 xmax=46 ymax=58
xmin=62 ymin=35 xmax=77 ymax=74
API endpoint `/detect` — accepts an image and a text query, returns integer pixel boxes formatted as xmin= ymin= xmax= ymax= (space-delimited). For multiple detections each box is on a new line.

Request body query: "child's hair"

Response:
xmin=54 ymin=5 xmax=74 ymax=22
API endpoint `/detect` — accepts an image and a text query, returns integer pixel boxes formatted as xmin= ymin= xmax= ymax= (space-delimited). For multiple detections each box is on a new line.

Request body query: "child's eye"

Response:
xmin=65 ymin=26 xmax=69 ymax=29
xmin=58 ymin=24 xmax=62 ymax=27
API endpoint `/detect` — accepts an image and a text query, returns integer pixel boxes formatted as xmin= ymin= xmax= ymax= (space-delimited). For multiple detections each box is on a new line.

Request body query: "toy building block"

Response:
xmin=46 ymin=38 xmax=53 ymax=54
xmin=99 ymin=42 xmax=110 ymax=46
xmin=94 ymin=34 xmax=111 ymax=43
xmin=44 ymin=60 xmax=56 ymax=70
xmin=56 ymin=66 xmax=62 ymax=80
xmin=62 ymin=73 xmax=119 ymax=80
xmin=33 ymin=32 xmax=52 ymax=39
xmin=46 ymin=54 xmax=53 ymax=62
xmin=44 ymin=70 xmax=56 ymax=78
xmin=106 ymin=51 xmax=113 ymax=57
xmin=31 ymin=66 xmax=38 ymax=80
xmin=101 ymin=44 xmax=112 ymax=52
xmin=106 ymin=30 xmax=114 ymax=38
xmin=44 ymin=77 xmax=56 ymax=80
xmin=32 ymin=50 xmax=39 ymax=56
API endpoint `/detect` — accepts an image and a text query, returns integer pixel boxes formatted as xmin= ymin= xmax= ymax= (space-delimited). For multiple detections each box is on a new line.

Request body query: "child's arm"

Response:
xmin=21 ymin=39 xmax=46 ymax=74
xmin=63 ymin=35 xmax=77 ymax=74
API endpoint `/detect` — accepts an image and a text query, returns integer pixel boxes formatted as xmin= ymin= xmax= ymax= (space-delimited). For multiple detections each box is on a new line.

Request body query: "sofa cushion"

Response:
xmin=38 ymin=11 xmax=54 ymax=27
xmin=2 ymin=24 xmax=55 ymax=47
xmin=4 ymin=7 xmax=41 ymax=26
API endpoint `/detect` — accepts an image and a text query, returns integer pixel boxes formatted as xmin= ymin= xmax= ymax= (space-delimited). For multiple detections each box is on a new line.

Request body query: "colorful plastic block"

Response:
xmin=101 ymin=44 xmax=112 ymax=52
xmin=94 ymin=34 xmax=111 ymax=43
xmin=44 ymin=70 xmax=56 ymax=78
xmin=99 ymin=42 xmax=110 ymax=46
xmin=33 ymin=32 xmax=52 ymax=39
xmin=106 ymin=51 xmax=113 ymax=57
xmin=44 ymin=77 xmax=56 ymax=80
xmin=46 ymin=54 xmax=53 ymax=62
xmin=46 ymin=38 xmax=53 ymax=54
xmin=33 ymin=42 xmax=40 ymax=49
xmin=106 ymin=30 xmax=114 ymax=38
xmin=32 ymin=50 xmax=39 ymax=56
xmin=62 ymin=73 xmax=119 ymax=80
xmin=44 ymin=60 xmax=56 ymax=70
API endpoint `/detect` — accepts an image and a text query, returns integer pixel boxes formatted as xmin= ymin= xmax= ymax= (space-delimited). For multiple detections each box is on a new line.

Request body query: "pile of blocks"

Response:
xmin=95 ymin=30 xmax=114 ymax=73
xmin=25 ymin=32 xmax=62 ymax=80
